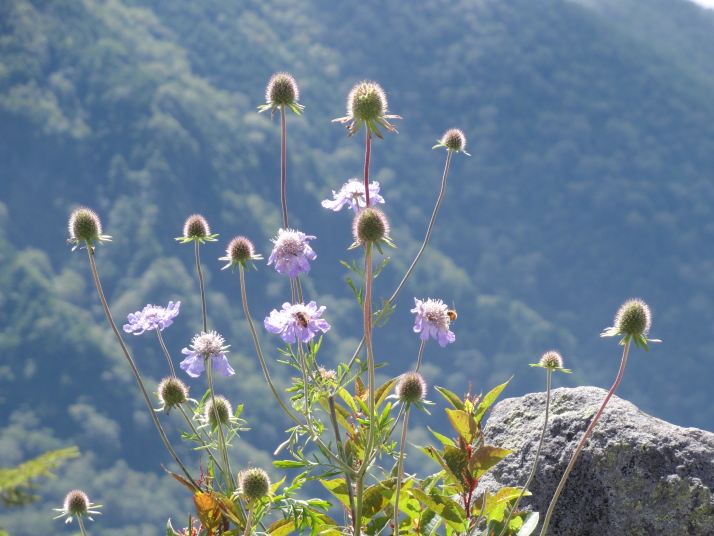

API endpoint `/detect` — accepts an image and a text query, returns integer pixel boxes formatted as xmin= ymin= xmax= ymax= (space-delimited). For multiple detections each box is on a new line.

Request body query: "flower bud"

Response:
xmin=183 ymin=214 xmax=211 ymax=239
xmin=266 ymin=72 xmax=300 ymax=107
xmin=353 ymin=207 xmax=390 ymax=245
xmin=539 ymin=351 xmax=564 ymax=369
xmin=204 ymin=395 xmax=232 ymax=426
xmin=441 ymin=129 xmax=467 ymax=152
xmin=157 ymin=377 xmax=188 ymax=408
xmin=396 ymin=371 xmax=427 ymax=404
xmin=614 ymin=298 xmax=651 ymax=337
xmin=240 ymin=467 xmax=271 ymax=501
xmin=348 ymin=82 xmax=387 ymax=122
xmin=227 ymin=236 xmax=256 ymax=264
xmin=64 ymin=489 xmax=90 ymax=516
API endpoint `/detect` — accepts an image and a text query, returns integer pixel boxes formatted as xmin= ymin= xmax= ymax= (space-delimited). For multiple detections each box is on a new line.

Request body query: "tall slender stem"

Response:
xmin=244 ymin=505 xmax=255 ymax=536
xmin=86 ymin=249 xmax=197 ymax=488
xmin=328 ymin=395 xmax=356 ymax=523
xmin=539 ymin=340 xmax=631 ymax=536
xmin=155 ymin=328 xmax=175 ymax=377
xmin=206 ymin=363 xmax=236 ymax=491
xmin=77 ymin=515 xmax=89 ymax=536
xmin=393 ymin=407 xmax=410 ymax=534
xmin=195 ymin=241 xmax=208 ymax=334
xmin=177 ymin=403 xmax=224 ymax=475
xmin=499 ymin=370 xmax=552 ymax=536
xmin=362 ymin=246 xmax=376 ymax=468
xmin=364 ymin=131 xmax=372 ymax=207
xmin=280 ymin=106 xmax=289 ymax=229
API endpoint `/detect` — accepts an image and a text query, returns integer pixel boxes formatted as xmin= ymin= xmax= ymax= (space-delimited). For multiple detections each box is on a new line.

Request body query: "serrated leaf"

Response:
xmin=472 ymin=486 xmax=522 ymax=518
xmin=473 ymin=379 xmax=510 ymax=424
xmin=375 ymin=378 xmax=398 ymax=408
xmin=318 ymin=397 xmax=352 ymax=430
xmin=355 ymin=377 xmax=367 ymax=399
xmin=468 ymin=445 xmax=513 ymax=480
xmin=267 ymin=518 xmax=295 ymax=536
xmin=320 ymin=478 xmax=351 ymax=509
xmin=362 ymin=484 xmax=387 ymax=521
xmin=338 ymin=389 xmax=358 ymax=413
xmin=445 ymin=409 xmax=479 ymax=444
xmin=410 ymin=489 xmax=467 ymax=532
xmin=428 ymin=427 xmax=455 ymax=447
xmin=418 ymin=446 xmax=463 ymax=493
xmin=434 ymin=386 xmax=465 ymax=410
xmin=419 ymin=508 xmax=441 ymax=536
xmin=442 ymin=446 xmax=470 ymax=488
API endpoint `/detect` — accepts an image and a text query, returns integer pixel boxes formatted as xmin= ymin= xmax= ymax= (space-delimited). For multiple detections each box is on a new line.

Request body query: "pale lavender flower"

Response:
xmin=264 ymin=301 xmax=330 ymax=343
xmin=267 ymin=228 xmax=316 ymax=277
xmin=180 ymin=331 xmax=234 ymax=378
xmin=123 ymin=301 xmax=181 ymax=335
xmin=411 ymin=297 xmax=456 ymax=347
xmin=322 ymin=178 xmax=385 ymax=213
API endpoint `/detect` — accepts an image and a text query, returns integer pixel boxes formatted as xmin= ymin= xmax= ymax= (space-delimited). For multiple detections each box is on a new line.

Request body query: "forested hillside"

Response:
xmin=1 ymin=0 xmax=714 ymax=533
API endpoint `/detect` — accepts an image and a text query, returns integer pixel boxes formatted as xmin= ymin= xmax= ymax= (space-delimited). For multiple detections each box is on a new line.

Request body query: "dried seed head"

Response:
xmin=614 ymin=298 xmax=651 ymax=337
xmin=69 ymin=207 xmax=102 ymax=243
xmin=353 ymin=207 xmax=390 ymax=245
xmin=266 ymin=72 xmax=300 ymax=107
xmin=64 ymin=489 xmax=90 ymax=516
xmin=240 ymin=467 xmax=271 ymax=501
xmin=539 ymin=351 xmax=564 ymax=369
xmin=396 ymin=371 xmax=427 ymax=404
xmin=183 ymin=214 xmax=211 ymax=239
xmin=348 ymin=82 xmax=387 ymax=122
xmin=157 ymin=377 xmax=188 ymax=408
xmin=204 ymin=395 xmax=232 ymax=426
xmin=441 ymin=129 xmax=467 ymax=152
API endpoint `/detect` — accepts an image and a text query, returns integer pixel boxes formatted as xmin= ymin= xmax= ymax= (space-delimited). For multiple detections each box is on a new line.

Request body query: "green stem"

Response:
xmin=364 ymin=130 xmax=372 ymax=207
xmin=177 ymin=402 xmax=224 ymax=475
xmin=280 ymin=105 xmax=289 ymax=229
xmin=244 ymin=505 xmax=255 ymax=536
xmin=206 ymin=362 xmax=236 ymax=490
xmin=539 ymin=339 xmax=631 ymax=536
xmin=393 ymin=407 xmax=410 ymax=534
xmin=195 ymin=240 xmax=208 ymax=334
xmin=77 ymin=515 xmax=89 ymax=536
xmin=354 ymin=473 xmax=365 ymax=536
xmin=86 ymin=249 xmax=197 ymax=487
xmin=155 ymin=328 xmax=176 ymax=377
xmin=499 ymin=370 xmax=552 ymax=536
xmin=361 ymin=245 xmax=377 ymax=473
xmin=328 ymin=395 xmax=356 ymax=523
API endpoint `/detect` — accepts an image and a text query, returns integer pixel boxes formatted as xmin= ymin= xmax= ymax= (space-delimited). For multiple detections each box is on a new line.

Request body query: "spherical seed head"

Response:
xmin=205 ymin=395 xmax=232 ymax=426
xmin=441 ymin=129 xmax=467 ymax=152
xmin=266 ymin=72 xmax=299 ymax=106
xmin=353 ymin=207 xmax=390 ymax=245
xmin=396 ymin=372 xmax=427 ymax=404
xmin=158 ymin=377 xmax=188 ymax=407
xmin=539 ymin=350 xmax=564 ymax=369
xmin=227 ymin=236 xmax=256 ymax=264
xmin=64 ymin=489 xmax=90 ymax=516
xmin=348 ymin=82 xmax=387 ymax=122
xmin=183 ymin=214 xmax=210 ymax=239
xmin=69 ymin=207 xmax=102 ymax=243
xmin=614 ymin=298 xmax=651 ymax=337
xmin=240 ymin=467 xmax=271 ymax=501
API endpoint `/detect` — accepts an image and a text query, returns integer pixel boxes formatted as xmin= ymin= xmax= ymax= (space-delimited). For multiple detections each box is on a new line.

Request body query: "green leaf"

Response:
xmin=364 ymin=516 xmax=391 ymax=536
xmin=473 ymin=379 xmax=511 ymax=424
xmin=320 ymin=478 xmax=351 ymax=510
xmin=442 ymin=446 xmax=470 ymax=488
xmin=374 ymin=378 xmax=398 ymax=408
xmin=472 ymin=486 xmax=521 ymax=518
xmin=273 ymin=460 xmax=307 ymax=469
xmin=166 ymin=519 xmax=181 ymax=536
xmin=362 ymin=484 xmax=387 ymax=521
xmin=428 ymin=427 xmax=455 ymax=447
xmin=418 ymin=446 xmax=463 ymax=493
xmin=445 ymin=409 xmax=479 ymax=444
xmin=267 ymin=517 xmax=295 ymax=536
xmin=419 ymin=508 xmax=441 ymax=536
xmin=468 ymin=445 xmax=513 ymax=480
xmin=410 ymin=489 xmax=467 ymax=532
xmin=517 ymin=512 xmax=539 ymax=536
xmin=434 ymin=386 xmax=465 ymax=410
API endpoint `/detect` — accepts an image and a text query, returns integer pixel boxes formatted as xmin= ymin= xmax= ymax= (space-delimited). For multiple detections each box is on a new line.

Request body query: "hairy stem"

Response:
xmin=206 ymin=362 xmax=236 ymax=490
xmin=393 ymin=407 xmax=410 ymax=534
xmin=281 ymin=105 xmax=289 ymax=229
xmin=77 ymin=515 xmax=89 ymax=536
xmin=195 ymin=240 xmax=208 ymax=334
xmin=499 ymin=369 xmax=552 ymax=536
xmin=155 ymin=328 xmax=175 ymax=377
xmin=177 ymin=403 xmax=224 ymax=475
xmin=539 ymin=339 xmax=631 ymax=535
xmin=86 ymin=249 xmax=197 ymax=488
xmin=364 ymin=130 xmax=372 ymax=207
xmin=328 ymin=395 xmax=356 ymax=523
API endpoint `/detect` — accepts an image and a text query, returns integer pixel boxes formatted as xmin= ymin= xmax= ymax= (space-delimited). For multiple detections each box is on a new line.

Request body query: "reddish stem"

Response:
xmin=364 ymin=130 xmax=372 ymax=207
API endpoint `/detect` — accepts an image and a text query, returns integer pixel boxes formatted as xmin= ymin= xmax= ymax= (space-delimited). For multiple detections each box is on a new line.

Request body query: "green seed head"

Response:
xmin=157 ymin=377 xmax=188 ymax=408
xmin=539 ymin=350 xmax=564 ymax=369
xmin=348 ymin=82 xmax=387 ymax=122
xmin=353 ymin=207 xmax=390 ymax=245
xmin=227 ymin=236 xmax=256 ymax=264
xmin=441 ymin=129 xmax=467 ymax=152
xmin=204 ymin=395 xmax=232 ymax=426
xmin=240 ymin=467 xmax=271 ymax=501
xmin=64 ymin=489 xmax=90 ymax=516
xmin=614 ymin=298 xmax=651 ymax=337
xmin=266 ymin=72 xmax=300 ymax=107
xmin=69 ymin=207 xmax=102 ymax=243
xmin=183 ymin=214 xmax=211 ymax=239
xmin=396 ymin=371 xmax=427 ymax=404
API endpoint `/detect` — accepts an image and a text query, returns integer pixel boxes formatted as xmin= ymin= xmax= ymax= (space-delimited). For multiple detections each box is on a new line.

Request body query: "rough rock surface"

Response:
xmin=477 ymin=386 xmax=714 ymax=535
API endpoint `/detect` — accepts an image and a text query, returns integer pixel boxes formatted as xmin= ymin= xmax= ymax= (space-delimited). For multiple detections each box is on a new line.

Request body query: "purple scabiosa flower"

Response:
xmin=180 ymin=331 xmax=234 ymax=378
xmin=411 ymin=297 xmax=456 ymax=347
xmin=267 ymin=228 xmax=316 ymax=277
xmin=264 ymin=301 xmax=330 ymax=344
xmin=322 ymin=178 xmax=385 ymax=213
xmin=123 ymin=301 xmax=181 ymax=335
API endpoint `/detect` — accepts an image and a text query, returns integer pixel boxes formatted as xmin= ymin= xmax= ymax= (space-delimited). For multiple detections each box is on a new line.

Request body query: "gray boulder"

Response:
xmin=478 ymin=386 xmax=714 ymax=535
